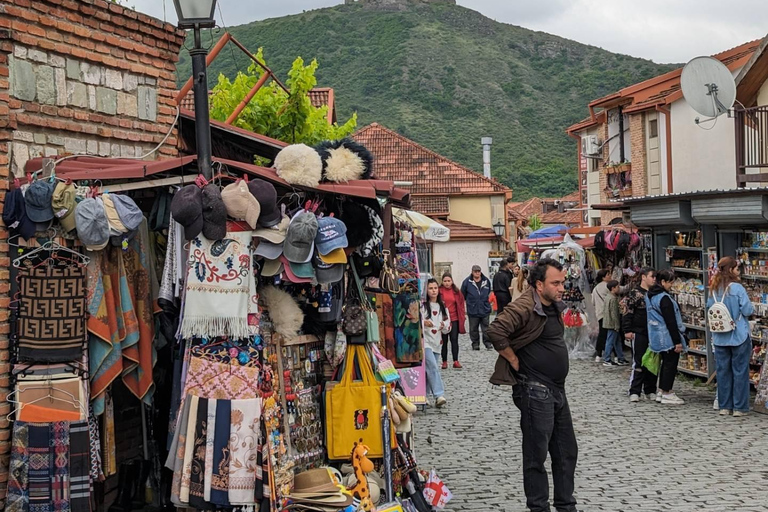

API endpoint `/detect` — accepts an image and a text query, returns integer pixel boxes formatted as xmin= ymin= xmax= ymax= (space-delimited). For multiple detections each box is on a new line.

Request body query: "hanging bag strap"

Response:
xmin=350 ymin=259 xmax=373 ymax=312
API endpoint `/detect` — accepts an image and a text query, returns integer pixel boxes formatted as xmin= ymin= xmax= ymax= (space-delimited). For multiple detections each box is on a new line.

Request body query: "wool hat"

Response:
xmin=274 ymin=144 xmax=323 ymax=188
xmin=221 ymin=180 xmax=261 ymax=229
xmin=102 ymin=195 xmax=127 ymax=236
xmin=315 ymin=216 xmax=348 ymax=256
xmin=247 ymin=178 xmax=281 ymax=227
xmin=253 ymin=213 xmax=290 ymax=244
xmin=315 ymin=138 xmax=374 ymax=183
xmin=283 ymin=211 xmax=318 ymax=263
xmin=260 ymin=257 xmax=284 ymax=277
xmin=201 ymin=184 xmax=227 ymax=241
xmin=170 ymin=185 xmax=204 ymax=241
xmin=51 ymin=182 xmax=78 ymax=233
xmin=75 ymin=197 xmax=110 ymax=251
xmin=25 ymin=180 xmax=55 ymax=223
xmin=2 ymin=187 xmax=35 ymax=241
xmin=313 ymin=252 xmax=344 ymax=284
xmin=254 ymin=239 xmax=283 ymax=260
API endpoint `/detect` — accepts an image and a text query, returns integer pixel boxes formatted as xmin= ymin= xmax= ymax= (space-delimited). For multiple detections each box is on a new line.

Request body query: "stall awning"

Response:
xmin=517 ymin=235 xmax=593 ymax=253
xmin=691 ymin=195 xmax=768 ymax=224
xmin=392 ymin=208 xmax=450 ymax=242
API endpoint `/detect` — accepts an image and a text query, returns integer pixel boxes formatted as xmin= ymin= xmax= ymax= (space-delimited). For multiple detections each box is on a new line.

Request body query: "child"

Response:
xmin=423 ymin=278 xmax=450 ymax=407
xmin=602 ymin=280 xmax=630 ymax=367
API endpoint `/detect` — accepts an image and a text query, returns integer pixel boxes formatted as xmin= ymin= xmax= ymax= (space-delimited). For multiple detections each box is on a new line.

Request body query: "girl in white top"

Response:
xmin=422 ymin=278 xmax=450 ymax=407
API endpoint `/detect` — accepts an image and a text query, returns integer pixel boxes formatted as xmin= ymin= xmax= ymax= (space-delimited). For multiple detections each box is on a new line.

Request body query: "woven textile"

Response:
xmin=179 ymin=395 xmax=199 ymax=504
xmin=182 ymin=355 xmax=261 ymax=400
xmin=167 ymin=395 xmax=191 ymax=506
xmin=69 ymin=422 xmax=91 ymax=512
xmin=28 ymin=423 xmax=52 ymax=512
xmin=180 ymin=232 xmax=254 ymax=340
xmin=7 ymin=422 xmax=29 ymax=512
xmin=18 ymin=266 xmax=86 ymax=363
xmin=203 ymin=399 xmax=216 ymax=502
xmin=51 ymin=423 xmax=69 ymax=512
xmin=209 ymin=399 xmax=231 ymax=507
xmin=228 ymin=398 xmax=262 ymax=505
xmin=188 ymin=398 xmax=209 ymax=509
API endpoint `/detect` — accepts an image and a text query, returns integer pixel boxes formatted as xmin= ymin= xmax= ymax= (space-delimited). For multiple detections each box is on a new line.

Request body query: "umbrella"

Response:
xmin=392 ymin=208 xmax=450 ymax=242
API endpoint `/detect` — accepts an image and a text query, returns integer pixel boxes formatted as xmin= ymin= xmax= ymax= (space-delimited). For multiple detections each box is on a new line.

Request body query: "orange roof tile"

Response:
xmin=508 ymin=197 xmax=544 ymax=219
xmin=560 ymin=191 xmax=581 ymax=203
xmin=353 ymin=123 xmax=510 ymax=196
xmin=440 ymin=219 xmax=497 ymax=240
xmin=541 ymin=210 xmax=582 ymax=226
xmin=411 ymin=196 xmax=450 ymax=216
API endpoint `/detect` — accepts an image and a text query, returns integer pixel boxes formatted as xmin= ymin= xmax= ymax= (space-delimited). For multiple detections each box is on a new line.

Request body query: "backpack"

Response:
xmin=594 ymin=230 xmax=605 ymax=249
xmin=707 ymin=284 xmax=738 ymax=333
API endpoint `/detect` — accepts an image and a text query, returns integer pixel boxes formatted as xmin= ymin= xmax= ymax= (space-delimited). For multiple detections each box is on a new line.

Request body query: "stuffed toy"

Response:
xmin=260 ymin=286 xmax=304 ymax=338
xmin=273 ymin=144 xmax=323 ymax=187
xmin=347 ymin=440 xmax=376 ymax=512
xmin=315 ymin=138 xmax=374 ymax=182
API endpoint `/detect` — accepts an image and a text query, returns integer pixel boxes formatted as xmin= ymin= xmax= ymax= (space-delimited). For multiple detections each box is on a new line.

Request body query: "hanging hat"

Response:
xmin=313 ymin=253 xmax=344 ymax=284
xmin=315 ymin=138 xmax=374 ymax=183
xmin=25 ymin=180 xmax=55 ymax=223
xmin=254 ymin=239 xmax=283 ymax=260
xmin=281 ymin=255 xmax=313 ymax=284
xmin=109 ymin=194 xmax=144 ymax=247
xmin=75 ymin=197 xmax=110 ymax=251
xmin=51 ymin=182 xmax=78 ymax=233
xmin=284 ymin=256 xmax=315 ymax=279
xmin=261 ymin=257 xmax=284 ymax=277
xmin=201 ymin=184 xmax=227 ymax=241
xmin=318 ymin=248 xmax=347 ymax=265
xmin=254 ymin=213 xmax=289 ymax=244
xmin=247 ymin=178 xmax=281 ymax=227
xmin=315 ymin=216 xmax=348 ymax=256
xmin=102 ymin=195 xmax=127 ymax=236
xmin=338 ymin=201 xmax=374 ymax=248
xmin=170 ymin=184 xmax=204 ymax=241
xmin=3 ymin=188 xmax=35 ymax=241
xmin=283 ymin=211 xmax=318 ymax=263
xmin=274 ymin=144 xmax=322 ymax=188
xmin=221 ymin=180 xmax=261 ymax=229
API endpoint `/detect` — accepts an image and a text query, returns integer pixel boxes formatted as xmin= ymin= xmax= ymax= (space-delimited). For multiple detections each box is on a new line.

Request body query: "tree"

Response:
xmin=209 ymin=49 xmax=357 ymax=147
xmin=527 ymin=214 xmax=542 ymax=232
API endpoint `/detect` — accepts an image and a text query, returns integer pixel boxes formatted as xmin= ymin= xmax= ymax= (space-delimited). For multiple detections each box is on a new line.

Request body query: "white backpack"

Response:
xmin=707 ymin=284 xmax=737 ymax=333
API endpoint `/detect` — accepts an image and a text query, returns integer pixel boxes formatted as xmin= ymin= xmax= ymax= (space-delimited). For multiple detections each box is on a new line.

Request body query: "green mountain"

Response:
xmin=176 ymin=0 xmax=676 ymax=199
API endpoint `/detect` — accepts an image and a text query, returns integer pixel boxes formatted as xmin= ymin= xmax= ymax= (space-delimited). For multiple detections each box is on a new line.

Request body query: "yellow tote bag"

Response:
xmin=325 ymin=345 xmax=393 ymax=460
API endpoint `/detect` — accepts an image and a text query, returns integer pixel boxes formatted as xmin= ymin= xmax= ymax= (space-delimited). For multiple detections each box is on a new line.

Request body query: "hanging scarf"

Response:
xmin=203 ymin=398 xmax=216 ymax=503
xmin=167 ymin=395 xmax=192 ymax=506
xmin=159 ymin=215 xmax=184 ymax=303
xmin=188 ymin=398 xmax=209 ymax=509
xmin=6 ymin=422 xmax=29 ymax=512
xmin=180 ymin=232 xmax=254 ymax=340
xmin=69 ymin=422 xmax=91 ymax=512
xmin=179 ymin=395 xmax=200 ymax=504
xmin=228 ymin=398 xmax=262 ymax=505
xmin=28 ymin=423 xmax=53 ymax=512
xmin=182 ymin=354 xmax=261 ymax=401
xmin=51 ymin=422 xmax=70 ymax=512
xmin=209 ymin=399 xmax=231 ymax=507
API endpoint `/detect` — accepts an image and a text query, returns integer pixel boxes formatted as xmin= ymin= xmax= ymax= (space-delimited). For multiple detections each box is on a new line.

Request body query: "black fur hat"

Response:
xmin=315 ymin=138 xmax=374 ymax=182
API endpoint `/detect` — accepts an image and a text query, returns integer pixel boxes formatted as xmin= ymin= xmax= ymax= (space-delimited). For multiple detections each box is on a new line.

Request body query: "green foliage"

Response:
xmin=208 ymin=49 xmax=356 ymax=146
xmin=528 ymin=214 xmax=543 ymax=232
xmin=177 ymin=3 xmax=675 ymax=199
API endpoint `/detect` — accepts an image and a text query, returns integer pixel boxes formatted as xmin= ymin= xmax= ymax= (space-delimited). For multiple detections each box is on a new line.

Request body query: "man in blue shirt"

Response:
xmin=462 ymin=265 xmax=493 ymax=350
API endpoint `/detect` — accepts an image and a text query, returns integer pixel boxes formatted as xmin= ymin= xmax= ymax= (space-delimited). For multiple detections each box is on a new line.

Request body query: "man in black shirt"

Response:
xmin=493 ymin=256 xmax=516 ymax=313
xmin=486 ymin=258 xmax=578 ymax=512
xmin=622 ymin=267 xmax=657 ymax=402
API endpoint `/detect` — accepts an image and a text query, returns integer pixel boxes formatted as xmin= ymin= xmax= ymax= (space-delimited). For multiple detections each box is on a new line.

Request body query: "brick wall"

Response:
xmin=629 ymin=113 xmax=647 ymax=197
xmin=0 ymin=0 xmax=185 ymax=502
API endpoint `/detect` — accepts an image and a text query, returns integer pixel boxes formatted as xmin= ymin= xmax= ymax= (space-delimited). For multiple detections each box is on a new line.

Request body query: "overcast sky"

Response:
xmin=135 ymin=0 xmax=768 ymax=63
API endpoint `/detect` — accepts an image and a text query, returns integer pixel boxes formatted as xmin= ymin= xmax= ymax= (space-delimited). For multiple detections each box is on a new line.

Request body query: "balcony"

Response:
xmin=736 ymin=106 xmax=768 ymax=186
xmin=604 ymin=162 xmax=632 ymax=199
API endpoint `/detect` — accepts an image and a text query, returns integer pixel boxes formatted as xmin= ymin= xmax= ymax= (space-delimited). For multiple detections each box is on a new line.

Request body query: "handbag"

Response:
xmin=343 ymin=269 xmax=368 ymax=337
xmin=370 ymin=343 xmax=400 ymax=383
xmin=324 ymin=345 xmax=394 ymax=460
xmin=351 ymin=263 xmax=381 ymax=344
xmin=380 ymin=250 xmax=399 ymax=294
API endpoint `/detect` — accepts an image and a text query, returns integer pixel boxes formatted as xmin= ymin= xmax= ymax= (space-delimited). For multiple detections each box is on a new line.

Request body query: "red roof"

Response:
xmin=439 ymin=219 xmax=497 ymax=241
xmin=508 ymin=197 xmax=543 ymax=219
xmin=353 ymin=123 xmax=510 ymax=196
xmin=541 ymin=210 xmax=582 ymax=226
xmin=411 ymin=196 xmax=450 ymax=216
xmin=560 ymin=191 xmax=580 ymax=203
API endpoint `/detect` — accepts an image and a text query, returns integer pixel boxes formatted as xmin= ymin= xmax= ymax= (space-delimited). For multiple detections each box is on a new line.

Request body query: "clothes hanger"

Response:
xmin=6 ymin=381 xmax=83 ymax=422
xmin=13 ymin=236 xmax=89 ymax=268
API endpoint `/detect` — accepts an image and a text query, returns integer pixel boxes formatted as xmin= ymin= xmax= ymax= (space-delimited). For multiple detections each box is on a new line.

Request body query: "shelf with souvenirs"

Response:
xmin=3 ymin=139 xmax=448 ymax=512
xmin=734 ymin=231 xmax=768 ymax=390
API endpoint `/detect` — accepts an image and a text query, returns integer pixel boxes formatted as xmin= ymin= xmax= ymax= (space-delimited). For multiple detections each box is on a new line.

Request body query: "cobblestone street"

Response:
xmin=414 ymin=338 xmax=768 ymax=512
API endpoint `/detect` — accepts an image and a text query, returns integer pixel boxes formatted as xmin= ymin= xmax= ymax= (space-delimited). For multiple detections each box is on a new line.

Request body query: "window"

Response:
xmin=649 ymin=119 xmax=658 ymax=139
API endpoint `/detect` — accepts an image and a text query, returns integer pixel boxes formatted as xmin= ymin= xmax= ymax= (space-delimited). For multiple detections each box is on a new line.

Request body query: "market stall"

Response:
xmin=5 ymin=139 xmax=450 ymax=512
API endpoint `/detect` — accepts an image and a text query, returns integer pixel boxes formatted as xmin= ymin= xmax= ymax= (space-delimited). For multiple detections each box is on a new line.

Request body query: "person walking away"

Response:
xmin=592 ymin=269 xmax=611 ymax=363
xmin=462 ymin=265 xmax=493 ymax=351
xmin=622 ymin=268 xmax=658 ymax=402
xmin=646 ymin=269 xmax=686 ymax=405
xmin=439 ymin=273 xmax=466 ymax=369
xmin=511 ymin=267 xmax=530 ymax=302
xmin=707 ymin=256 xmax=754 ymax=417
xmin=422 ymin=278 xmax=450 ymax=407
xmin=602 ymin=280 xmax=630 ymax=367
xmin=493 ymin=256 xmax=516 ymax=313
xmin=487 ymin=258 xmax=578 ymax=512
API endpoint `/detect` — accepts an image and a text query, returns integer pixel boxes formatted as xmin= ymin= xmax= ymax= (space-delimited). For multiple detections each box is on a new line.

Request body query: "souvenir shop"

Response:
xmin=3 ymin=139 xmax=451 ymax=512
xmin=625 ymin=190 xmax=768 ymax=412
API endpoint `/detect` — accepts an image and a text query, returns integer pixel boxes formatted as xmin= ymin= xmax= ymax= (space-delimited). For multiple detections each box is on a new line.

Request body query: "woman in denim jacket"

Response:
xmin=706 ymin=256 xmax=755 ymax=417
xmin=646 ymin=269 xmax=687 ymax=405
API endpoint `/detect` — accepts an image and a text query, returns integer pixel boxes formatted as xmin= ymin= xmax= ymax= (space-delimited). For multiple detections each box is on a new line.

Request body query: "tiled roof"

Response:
xmin=508 ymin=197 xmax=543 ymax=219
xmin=541 ymin=210 xmax=582 ymax=226
xmin=353 ymin=123 xmax=510 ymax=196
xmin=411 ymin=195 xmax=450 ymax=216
xmin=560 ymin=191 xmax=581 ymax=203
xmin=439 ymin=219 xmax=497 ymax=240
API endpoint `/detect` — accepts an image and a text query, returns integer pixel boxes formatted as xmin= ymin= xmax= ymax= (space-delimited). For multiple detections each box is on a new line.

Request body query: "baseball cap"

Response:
xmin=254 ymin=239 xmax=283 ymax=260
xmin=472 ymin=265 xmax=482 ymax=272
xmin=319 ymin=247 xmax=347 ymax=265
xmin=283 ymin=211 xmax=318 ymax=263
xmin=25 ymin=180 xmax=55 ymax=223
xmin=170 ymin=185 xmax=203 ymax=241
xmin=282 ymin=255 xmax=315 ymax=279
xmin=51 ymin=182 xmax=77 ymax=233
xmin=75 ymin=197 xmax=110 ymax=251
xmin=315 ymin=216 xmax=348 ymax=256
xmin=247 ymin=179 xmax=281 ymax=228
xmin=281 ymin=255 xmax=313 ymax=284
xmin=202 ymin=184 xmax=227 ymax=241
xmin=2 ymin=188 xmax=35 ymax=241
xmin=102 ymin=195 xmax=127 ymax=236
xmin=313 ymin=252 xmax=344 ymax=284
xmin=253 ymin=214 xmax=289 ymax=244
xmin=260 ymin=257 xmax=283 ymax=277
xmin=221 ymin=180 xmax=261 ymax=229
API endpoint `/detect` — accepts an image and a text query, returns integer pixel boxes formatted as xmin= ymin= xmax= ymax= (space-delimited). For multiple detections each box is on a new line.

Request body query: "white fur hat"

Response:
xmin=274 ymin=144 xmax=322 ymax=187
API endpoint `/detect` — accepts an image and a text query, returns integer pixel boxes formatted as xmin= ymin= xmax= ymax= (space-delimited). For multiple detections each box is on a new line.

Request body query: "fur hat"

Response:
xmin=260 ymin=286 xmax=304 ymax=339
xmin=338 ymin=201 xmax=374 ymax=249
xmin=315 ymin=139 xmax=374 ymax=183
xmin=273 ymin=144 xmax=322 ymax=187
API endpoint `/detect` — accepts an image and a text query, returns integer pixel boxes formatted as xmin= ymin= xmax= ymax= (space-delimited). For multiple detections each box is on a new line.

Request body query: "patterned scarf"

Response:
xmin=180 ymin=232 xmax=254 ymax=340
xmin=228 ymin=398 xmax=262 ymax=505
xmin=179 ymin=395 xmax=199 ymax=504
xmin=203 ymin=399 xmax=216 ymax=503
xmin=7 ymin=422 xmax=29 ymax=512
xmin=182 ymin=355 xmax=261 ymax=401
xmin=188 ymin=398 xmax=209 ymax=509
xmin=28 ymin=423 xmax=53 ymax=512
xmin=209 ymin=399 xmax=231 ymax=507
xmin=50 ymin=422 xmax=69 ymax=512
xmin=69 ymin=422 xmax=92 ymax=512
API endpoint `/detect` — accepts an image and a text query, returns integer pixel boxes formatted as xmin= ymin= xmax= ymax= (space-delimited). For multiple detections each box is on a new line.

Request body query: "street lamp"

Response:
xmin=173 ymin=0 xmax=217 ymax=180
xmin=493 ymin=221 xmax=505 ymax=251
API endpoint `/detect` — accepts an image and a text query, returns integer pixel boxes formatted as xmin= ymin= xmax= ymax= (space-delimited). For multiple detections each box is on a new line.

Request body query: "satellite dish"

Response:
xmin=680 ymin=56 xmax=736 ymax=122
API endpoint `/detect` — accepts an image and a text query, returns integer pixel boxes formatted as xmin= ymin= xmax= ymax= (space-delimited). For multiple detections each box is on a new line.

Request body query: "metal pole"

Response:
xmin=191 ymin=26 xmax=213 ymax=180
xmin=380 ymin=386 xmax=394 ymax=503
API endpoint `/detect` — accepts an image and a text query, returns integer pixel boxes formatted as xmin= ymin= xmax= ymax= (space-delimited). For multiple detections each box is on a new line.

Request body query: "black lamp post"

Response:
xmin=173 ymin=0 xmax=217 ymax=180
xmin=493 ymin=221 xmax=505 ymax=250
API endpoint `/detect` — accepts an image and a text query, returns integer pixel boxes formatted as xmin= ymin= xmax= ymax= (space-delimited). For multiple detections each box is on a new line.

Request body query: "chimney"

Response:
xmin=481 ymin=137 xmax=493 ymax=179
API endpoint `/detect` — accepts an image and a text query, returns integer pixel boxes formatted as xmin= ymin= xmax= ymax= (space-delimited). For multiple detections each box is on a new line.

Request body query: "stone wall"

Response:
xmin=0 ymin=0 xmax=185 ymax=501
xmin=629 ymin=112 xmax=647 ymax=197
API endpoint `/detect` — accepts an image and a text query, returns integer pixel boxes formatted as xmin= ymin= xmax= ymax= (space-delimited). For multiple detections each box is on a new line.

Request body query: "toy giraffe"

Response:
xmin=348 ymin=439 xmax=375 ymax=512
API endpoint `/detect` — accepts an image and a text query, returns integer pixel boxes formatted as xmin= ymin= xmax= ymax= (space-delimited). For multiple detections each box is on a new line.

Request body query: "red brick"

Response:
xmin=40 ymin=105 xmax=57 ymax=116
xmin=73 ymin=111 xmax=88 ymax=121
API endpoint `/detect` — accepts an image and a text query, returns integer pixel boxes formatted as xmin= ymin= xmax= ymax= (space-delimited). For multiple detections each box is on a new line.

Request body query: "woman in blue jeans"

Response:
xmin=422 ymin=279 xmax=450 ymax=407
xmin=707 ymin=256 xmax=755 ymax=417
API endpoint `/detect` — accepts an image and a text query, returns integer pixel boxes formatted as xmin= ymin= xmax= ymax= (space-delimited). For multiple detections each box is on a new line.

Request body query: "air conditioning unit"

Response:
xmin=581 ymin=135 xmax=600 ymax=156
